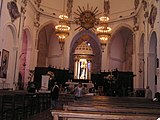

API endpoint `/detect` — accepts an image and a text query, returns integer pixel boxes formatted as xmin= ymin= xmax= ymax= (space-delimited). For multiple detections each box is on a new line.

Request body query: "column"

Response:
xmin=88 ymin=59 xmax=92 ymax=80
xmin=24 ymin=48 xmax=32 ymax=85
xmin=138 ymin=53 xmax=145 ymax=88
xmin=12 ymin=47 xmax=19 ymax=90
xmin=147 ymin=53 xmax=156 ymax=97
xmin=156 ymin=0 xmax=160 ymax=94
xmin=74 ymin=59 xmax=78 ymax=79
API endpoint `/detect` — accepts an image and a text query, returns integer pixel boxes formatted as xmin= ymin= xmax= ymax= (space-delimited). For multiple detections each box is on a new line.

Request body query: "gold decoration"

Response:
xmin=74 ymin=4 xmax=101 ymax=31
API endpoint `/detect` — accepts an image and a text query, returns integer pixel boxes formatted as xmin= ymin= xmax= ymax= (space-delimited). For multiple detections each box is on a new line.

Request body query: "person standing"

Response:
xmin=50 ymin=82 xmax=59 ymax=109
xmin=145 ymin=86 xmax=152 ymax=99
xmin=74 ymin=82 xmax=83 ymax=100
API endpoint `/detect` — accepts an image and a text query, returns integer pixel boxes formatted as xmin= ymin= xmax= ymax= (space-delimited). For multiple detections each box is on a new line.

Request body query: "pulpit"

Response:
xmin=41 ymin=75 xmax=49 ymax=90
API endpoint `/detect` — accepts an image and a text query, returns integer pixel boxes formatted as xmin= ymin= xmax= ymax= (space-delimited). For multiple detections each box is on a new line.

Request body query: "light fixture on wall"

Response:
xmin=55 ymin=0 xmax=70 ymax=50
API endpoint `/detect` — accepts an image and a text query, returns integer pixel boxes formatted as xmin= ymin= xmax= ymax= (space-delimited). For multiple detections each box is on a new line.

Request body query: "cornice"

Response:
xmin=28 ymin=0 xmax=144 ymax=24
xmin=28 ymin=0 xmax=59 ymax=19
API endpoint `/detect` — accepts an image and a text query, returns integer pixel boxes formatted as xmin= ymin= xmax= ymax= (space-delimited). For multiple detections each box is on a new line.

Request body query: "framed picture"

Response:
xmin=0 ymin=49 xmax=9 ymax=78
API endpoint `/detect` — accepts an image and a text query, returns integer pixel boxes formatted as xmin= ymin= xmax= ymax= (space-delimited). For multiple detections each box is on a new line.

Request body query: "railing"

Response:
xmin=0 ymin=83 xmax=10 ymax=89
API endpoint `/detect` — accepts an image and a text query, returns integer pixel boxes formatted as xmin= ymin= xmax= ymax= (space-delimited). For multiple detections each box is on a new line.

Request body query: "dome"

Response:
xmin=74 ymin=41 xmax=93 ymax=55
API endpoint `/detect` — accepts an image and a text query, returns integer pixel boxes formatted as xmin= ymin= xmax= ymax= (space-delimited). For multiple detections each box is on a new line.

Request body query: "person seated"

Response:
xmin=153 ymin=92 xmax=160 ymax=101
xmin=27 ymin=81 xmax=36 ymax=93
xmin=83 ymin=84 xmax=89 ymax=94
xmin=145 ymin=86 xmax=152 ymax=99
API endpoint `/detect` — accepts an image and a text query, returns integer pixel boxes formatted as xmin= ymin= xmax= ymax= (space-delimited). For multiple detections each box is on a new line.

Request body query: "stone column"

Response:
xmin=156 ymin=0 xmax=160 ymax=93
xmin=12 ymin=47 xmax=19 ymax=90
xmin=74 ymin=59 xmax=78 ymax=79
xmin=138 ymin=53 xmax=145 ymax=88
xmin=147 ymin=53 xmax=156 ymax=97
xmin=132 ymin=33 xmax=137 ymax=89
xmin=24 ymin=48 xmax=32 ymax=85
xmin=88 ymin=60 xmax=92 ymax=80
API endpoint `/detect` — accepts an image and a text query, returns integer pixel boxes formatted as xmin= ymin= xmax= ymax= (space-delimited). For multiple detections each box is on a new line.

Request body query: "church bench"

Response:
xmin=0 ymin=92 xmax=51 ymax=120
xmin=72 ymin=101 xmax=160 ymax=109
xmin=63 ymin=105 xmax=160 ymax=116
xmin=72 ymin=96 xmax=160 ymax=109
xmin=58 ymin=94 xmax=75 ymax=106
xmin=51 ymin=110 xmax=158 ymax=120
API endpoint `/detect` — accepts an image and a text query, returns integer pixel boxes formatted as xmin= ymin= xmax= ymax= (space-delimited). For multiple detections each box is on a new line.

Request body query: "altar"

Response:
xmin=65 ymin=81 xmax=94 ymax=89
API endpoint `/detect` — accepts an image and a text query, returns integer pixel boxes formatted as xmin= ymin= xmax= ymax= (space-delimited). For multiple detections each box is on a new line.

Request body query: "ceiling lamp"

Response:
xmin=96 ymin=15 xmax=111 ymax=52
xmin=55 ymin=15 xmax=70 ymax=50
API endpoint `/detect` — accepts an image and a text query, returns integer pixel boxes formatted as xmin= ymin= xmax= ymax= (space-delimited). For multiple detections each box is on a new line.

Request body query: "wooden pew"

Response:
xmin=51 ymin=110 xmax=158 ymax=120
xmin=57 ymin=94 xmax=75 ymax=108
xmin=60 ymin=95 xmax=160 ymax=120
xmin=0 ymin=90 xmax=51 ymax=120
xmin=63 ymin=105 xmax=160 ymax=115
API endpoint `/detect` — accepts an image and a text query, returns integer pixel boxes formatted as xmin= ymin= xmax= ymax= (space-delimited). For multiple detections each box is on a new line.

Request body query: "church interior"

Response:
xmin=0 ymin=0 xmax=160 ymax=120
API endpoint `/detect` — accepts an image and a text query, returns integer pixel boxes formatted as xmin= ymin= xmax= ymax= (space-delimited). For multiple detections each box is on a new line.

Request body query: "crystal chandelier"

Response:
xmin=55 ymin=15 xmax=70 ymax=50
xmin=96 ymin=0 xmax=112 ymax=52
xmin=96 ymin=15 xmax=111 ymax=52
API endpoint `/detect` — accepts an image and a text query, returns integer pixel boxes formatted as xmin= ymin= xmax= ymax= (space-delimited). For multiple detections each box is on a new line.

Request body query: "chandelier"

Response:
xmin=96 ymin=15 xmax=111 ymax=52
xmin=55 ymin=15 xmax=70 ymax=50
xmin=55 ymin=0 xmax=111 ymax=52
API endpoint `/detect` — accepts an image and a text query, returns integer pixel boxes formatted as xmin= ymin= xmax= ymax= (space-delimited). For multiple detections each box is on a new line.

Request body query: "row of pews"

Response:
xmin=51 ymin=95 xmax=160 ymax=120
xmin=0 ymin=90 xmax=51 ymax=120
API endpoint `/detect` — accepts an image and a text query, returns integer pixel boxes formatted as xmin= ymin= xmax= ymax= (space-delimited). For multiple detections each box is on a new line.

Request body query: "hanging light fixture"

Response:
xmin=96 ymin=15 xmax=111 ymax=52
xmin=55 ymin=0 xmax=70 ymax=50
xmin=96 ymin=0 xmax=112 ymax=52
xmin=55 ymin=15 xmax=70 ymax=50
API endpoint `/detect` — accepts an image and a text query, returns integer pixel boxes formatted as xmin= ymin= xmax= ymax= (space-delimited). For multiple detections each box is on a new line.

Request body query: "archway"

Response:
xmin=138 ymin=33 xmax=145 ymax=88
xmin=108 ymin=26 xmax=133 ymax=71
xmin=148 ymin=31 xmax=157 ymax=96
xmin=18 ymin=28 xmax=32 ymax=89
xmin=18 ymin=30 xmax=28 ymax=90
xmin=2 ymin=23 xmax=17 ymax=89
xmin=37 ymin=23 xmax=56 ymax=67
xmin=69 ymin=30 xmax=102 ymax=75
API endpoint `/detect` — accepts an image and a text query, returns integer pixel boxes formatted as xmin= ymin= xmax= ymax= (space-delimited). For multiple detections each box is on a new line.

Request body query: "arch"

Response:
xmin=108 ymin=24 xmax=133 ymax=54
xmin=37 ymin=20 xmax=57 ymax=37
xmin=18 ymin=28 xmax=33 ymax=89
xmin=110 ymin=23 xmax=134 ymax=39
xmin=148 ymin=31 xmax=157 ymax=97
xmin=3 ymin=22 xmax=18 ymax=46
xmin=149 ymin=31 xmax=157 ymax=53
xmin=70 ymin=30 xmax=101 ymax=50
xmin=139 ymin=33 xmax=145 ymax=53
xmin=108 ymin=24 xmax=133 ymax=71
xmin=138 ymin=33 xmax=145 ymax=88
xmin=23 ymin=26 xmax=32 ymax=49
xmin=1 ymin=23 xmax=18 ymax=88
xmin=37 ymin=21 xmax=56 ymax=67
xmin=35 ymin=20 xmax=57 ymax=50
xmin=69 ymin=30 xmax=102 ymax=74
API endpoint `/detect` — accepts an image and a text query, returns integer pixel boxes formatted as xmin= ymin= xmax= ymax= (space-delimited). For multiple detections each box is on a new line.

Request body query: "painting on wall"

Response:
xmin=0 ymin=49 xmax=9 ymax=78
